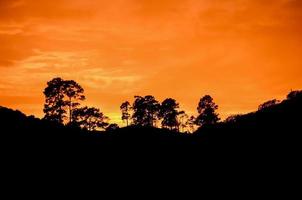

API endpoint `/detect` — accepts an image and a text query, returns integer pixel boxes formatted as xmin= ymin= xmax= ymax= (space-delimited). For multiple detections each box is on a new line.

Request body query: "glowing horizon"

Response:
xmin=1 ymin=0 xmax=302 ymax=125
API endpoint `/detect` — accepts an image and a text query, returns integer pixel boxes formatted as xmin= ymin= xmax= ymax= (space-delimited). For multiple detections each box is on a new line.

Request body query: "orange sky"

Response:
xmin=0 ymin=0 xmax=301 ymax=125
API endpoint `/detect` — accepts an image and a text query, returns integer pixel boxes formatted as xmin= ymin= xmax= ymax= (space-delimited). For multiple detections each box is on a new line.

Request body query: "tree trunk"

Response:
xmin=126 ymin=107 xmax=129 ymax=127
xmin=69 ymin=97 xmax=72 ymax=124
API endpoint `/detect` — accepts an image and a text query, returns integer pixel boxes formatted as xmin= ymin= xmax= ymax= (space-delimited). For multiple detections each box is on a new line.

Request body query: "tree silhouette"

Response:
xmin=72 ymin=106 xmax=109 ymax=131
xmin=287 ymin=90 xmax=302 ymax=100
xmin=132 ymin=95 xmax=160 ymax=127
xmin=63 ymin=80 xmax=85 ymax=124
xmin=187 ymin=116 xmax=196 ymax=133
xmin=159 ymin=98 xmax=180 ymax=130
xmin=178 ymin=111 xmax=188 ymax=132
xmin=258 ymin=99 xmax=280 ymax=111
xmin=43 ymin=78 xmax=85 ymax=124
xmin=131 ymin=96 xmax=144 ymax=126
xmin=144 ymin=95 xmax=161 ymax=127
xmin=224 ymin=114 xmax=242 ymax=123
xmin=43 ymin=77 xmax=67 ymax=124
xmin=106 ymin=123 xmax=119 ymax=132
xmin=195 ymin=95 xmax=220 ymax=126
xmin=120 ymin=101 xmax=131 ymax=126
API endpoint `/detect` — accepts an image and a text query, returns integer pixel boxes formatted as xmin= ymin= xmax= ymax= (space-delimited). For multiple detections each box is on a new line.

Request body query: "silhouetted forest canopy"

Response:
xmin=0 ymin=77 xmax=301 ymax=151
xmin=42 ymin=77 xmax=222 ymax=133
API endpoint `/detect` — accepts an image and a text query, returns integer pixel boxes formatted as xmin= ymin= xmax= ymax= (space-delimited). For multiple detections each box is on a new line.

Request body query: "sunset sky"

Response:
xmin=0 ymin=0 xmax=301 ymax=125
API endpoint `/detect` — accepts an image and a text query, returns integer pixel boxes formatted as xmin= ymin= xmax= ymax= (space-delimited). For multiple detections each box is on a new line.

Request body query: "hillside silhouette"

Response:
xmin=193 ymin=91 xmax=302 ymax=158
xmin=1 ymin=90 xmax=301 ymax=159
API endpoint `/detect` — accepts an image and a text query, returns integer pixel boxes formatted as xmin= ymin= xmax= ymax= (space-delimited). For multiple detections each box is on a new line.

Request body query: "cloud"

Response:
xmin=0 ymin=0 xmax=97 ymax=22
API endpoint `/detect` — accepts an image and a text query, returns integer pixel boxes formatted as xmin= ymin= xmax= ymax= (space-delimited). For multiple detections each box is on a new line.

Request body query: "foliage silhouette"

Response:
xmin=132 ymin=95 xmax=160 ymax=127
xmin=2 ymin=91 xmax=301 ymax=188
xmin=43 ymin=77 xmax=85 ymax=124
xmin=43 ymin=77 xmax=67 ymax=124
xmin=178 ymin=111 xmax=189 ymax=133
xmin=71 ymin=106 xmax=109 ymax=131
xmin=2 ymin=79 xmax=302 ymax=167
xmin=258 ymin=99 xmax=280 ymax=111
xmin=63 ymin=80 xmax=85 ymax=123
xmin=120 ymin=101 xmax=131 ymax=126
xmin=224 ymin=114 xmax=243 ymax=123
xmin=159 ymin=98 xmax=180 ymax=130
xmin=106 ymin=123 xmax=120 ymax=132
xmin=195 ymin=95 xmax=220 ymax=127
xmin=287 ymin=90 xmax=302 ymax=100
xmin=187 ymin=115 xmax=196 ymax=133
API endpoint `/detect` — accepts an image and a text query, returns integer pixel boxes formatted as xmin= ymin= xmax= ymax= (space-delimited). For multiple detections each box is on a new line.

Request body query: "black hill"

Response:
xmin=1 ymin=90 xmax=301 ymax=158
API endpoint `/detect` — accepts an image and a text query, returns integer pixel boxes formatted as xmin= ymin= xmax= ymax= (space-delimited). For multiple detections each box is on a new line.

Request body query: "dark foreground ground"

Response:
xmin=0 ymin=93 xmax=301 ymax=175
xmin=1 ymin=92 xmax=301 ymax=161
xmin=1 ymin=94 xmax=301 ymax=193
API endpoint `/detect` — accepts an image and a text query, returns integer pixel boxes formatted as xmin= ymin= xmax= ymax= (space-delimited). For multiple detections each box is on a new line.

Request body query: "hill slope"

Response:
xmin=1 ymin=91 xmax=301 ymax=159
